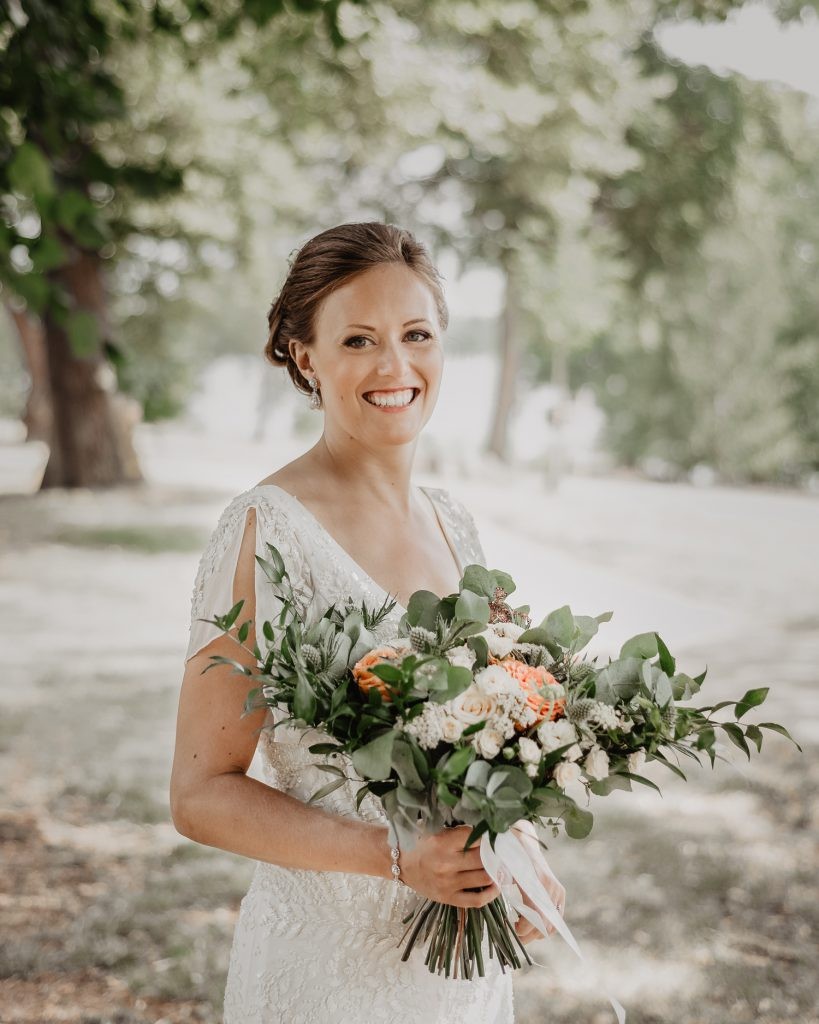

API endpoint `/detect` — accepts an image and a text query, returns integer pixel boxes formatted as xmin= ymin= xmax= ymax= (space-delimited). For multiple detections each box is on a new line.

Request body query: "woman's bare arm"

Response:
xmin=170 ymin=506 xmax=394 ymax=880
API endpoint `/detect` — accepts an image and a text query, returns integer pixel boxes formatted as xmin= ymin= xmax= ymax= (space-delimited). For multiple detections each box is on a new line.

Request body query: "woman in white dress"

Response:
xmin=170 ymin=222 xmax=565 ymax=1023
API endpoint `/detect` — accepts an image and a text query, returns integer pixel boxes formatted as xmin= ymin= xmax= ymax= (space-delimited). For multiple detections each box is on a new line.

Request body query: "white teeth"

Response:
xmin=364 ymin=388 xmax=417 ymax=408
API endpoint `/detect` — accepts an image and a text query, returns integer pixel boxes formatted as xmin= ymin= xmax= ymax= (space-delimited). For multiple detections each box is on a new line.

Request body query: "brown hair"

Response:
xmin=264 ymin=222 xmax=449 ymax=406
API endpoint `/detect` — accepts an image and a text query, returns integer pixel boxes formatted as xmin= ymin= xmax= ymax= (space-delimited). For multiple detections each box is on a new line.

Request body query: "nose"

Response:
xmin=374 ymin=335 xmax=412 ymax=377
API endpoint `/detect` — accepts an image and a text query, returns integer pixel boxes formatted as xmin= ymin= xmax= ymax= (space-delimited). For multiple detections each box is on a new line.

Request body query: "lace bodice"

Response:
xmin=184 ymin=482 xmax=514 ymax=1024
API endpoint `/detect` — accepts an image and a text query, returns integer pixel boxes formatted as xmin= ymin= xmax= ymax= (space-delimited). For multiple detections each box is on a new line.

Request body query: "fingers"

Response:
xmin=449 ymin=882 xmax=500 ymax=909
xmin=456 ymin=867 xmax=496 ymax=890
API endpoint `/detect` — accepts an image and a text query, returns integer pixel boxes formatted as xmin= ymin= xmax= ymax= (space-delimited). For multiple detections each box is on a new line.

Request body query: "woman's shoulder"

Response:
xmin=211 ymin=481 xmax=296 ymax=527
xmin=195 ymin=483 xmax=306 ymax=576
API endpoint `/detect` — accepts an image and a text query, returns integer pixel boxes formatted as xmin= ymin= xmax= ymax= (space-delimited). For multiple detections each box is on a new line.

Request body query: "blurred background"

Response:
xmin=1 ymin=1 xmax=817 ymax=1022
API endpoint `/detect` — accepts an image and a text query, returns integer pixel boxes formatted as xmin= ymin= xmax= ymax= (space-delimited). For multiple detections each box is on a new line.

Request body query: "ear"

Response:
xmin=289 ymin=339 xmax=314 ymax=378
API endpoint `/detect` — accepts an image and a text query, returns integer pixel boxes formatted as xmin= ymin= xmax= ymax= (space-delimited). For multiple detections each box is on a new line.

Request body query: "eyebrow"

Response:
xmin=344 ymin=318 xmax=431 ymax=330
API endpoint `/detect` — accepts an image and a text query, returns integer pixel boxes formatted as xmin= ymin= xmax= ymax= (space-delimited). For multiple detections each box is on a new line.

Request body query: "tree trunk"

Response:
xmin=486 ymin=265 xmax=521 ymax=460
xmin=40 ymin=246 xmax=143 ymax=489
xmin=6 ymin=303 xmax=53 ymax=443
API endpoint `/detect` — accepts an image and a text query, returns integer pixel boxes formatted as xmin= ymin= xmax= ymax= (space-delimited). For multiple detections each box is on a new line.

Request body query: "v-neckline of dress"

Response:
xmin=252 ymin=482 xmax=464 ymax=614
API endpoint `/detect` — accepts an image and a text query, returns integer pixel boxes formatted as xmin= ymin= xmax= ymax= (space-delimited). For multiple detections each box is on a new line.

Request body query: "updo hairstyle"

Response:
xmin=264 ymin=222 xmax=449 ymax=407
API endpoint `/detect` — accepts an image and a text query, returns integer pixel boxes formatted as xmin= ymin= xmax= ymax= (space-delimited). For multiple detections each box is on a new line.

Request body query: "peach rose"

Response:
xmin=488 ymin=655 xmax=567 ymax=730
xmin=352 ymin=646 xmax=401 ymax=703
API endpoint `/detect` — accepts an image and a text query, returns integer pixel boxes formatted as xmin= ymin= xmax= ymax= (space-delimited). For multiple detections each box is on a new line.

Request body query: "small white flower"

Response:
xmin=583 ymin=745 xmax=610 ymax=781
xmin=564 ymin=743 xmax=583 ymax=763
xmin=493 ymin=622 xmax=526 ymax=640
xmin=627 ymin=748 xmax=647 ymax=773
xmin=590 ymin=701 xmax=619 ymax=731
xmin=475 ymin=664 xmax=520 ymax=697
xmin=553 ymin=761 xmax=581 ymax=789
xmin=519 ymin=705 xmax=538 ymax=728
xmin=475 ymin=727 xmax=504 ymax=759
xmin=537 ymin=719 xmax=578 ymax=752
xmin=518 ymin=736 xmax=542 ymax=764
xmin=617 ymin=714 xmax=634 ymax=734
xmin=477 ymin=624 xmax=521 ymax=659
xmin=447 ymin=644 xmax=476 ymax=670
xmin=524 ymin=762 xmax=539 ymax=778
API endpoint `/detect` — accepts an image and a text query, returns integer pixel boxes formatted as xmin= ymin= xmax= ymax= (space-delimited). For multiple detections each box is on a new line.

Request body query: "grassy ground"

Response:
xmin=0 ymin=444 xmax=816 ymax=1024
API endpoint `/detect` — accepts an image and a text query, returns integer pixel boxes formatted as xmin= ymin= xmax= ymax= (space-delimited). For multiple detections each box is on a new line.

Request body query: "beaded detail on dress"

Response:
xmin=185 ymin=483 xmax=514 ymax=1024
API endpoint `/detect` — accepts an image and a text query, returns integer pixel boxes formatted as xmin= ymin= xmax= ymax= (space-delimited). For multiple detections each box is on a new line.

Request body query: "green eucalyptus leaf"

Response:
xmin=543 ymin=605 xmax=574 ymax=648
xmin=392 ymin=738 xmax=424 ymax=789
xmin=588 ymin=773 xmax=632 ymax=795
xmin=439 ymin=745 xmax=476 ymax=782
xmin=655 ymin=633 xmax=676 ymax=676
xmin=619 ymin=632 xmax=659 ymax=661
xmin=454 ymin=590 xmax=490 ymax=624
xmin=293 ymin=669 xmax=317 ymax=722
xmin=563 ymin=802 xmax=594 ymax=839
xmin=352 ymin=729 xmax=397 ymax=780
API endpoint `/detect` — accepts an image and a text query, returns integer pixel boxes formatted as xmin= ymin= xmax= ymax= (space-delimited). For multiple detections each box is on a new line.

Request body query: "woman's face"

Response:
xmin=292 ymin=262 xmax=444 ymax=445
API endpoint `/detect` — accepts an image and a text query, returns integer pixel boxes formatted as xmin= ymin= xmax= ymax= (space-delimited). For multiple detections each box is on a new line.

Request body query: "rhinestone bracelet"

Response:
xmin=389 ymin=843 xmax=406 ymax=886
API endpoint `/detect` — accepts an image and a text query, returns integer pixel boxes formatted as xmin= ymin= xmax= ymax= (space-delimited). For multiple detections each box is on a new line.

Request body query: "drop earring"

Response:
xmin=308 ymin=376 xmax=321 ymax=410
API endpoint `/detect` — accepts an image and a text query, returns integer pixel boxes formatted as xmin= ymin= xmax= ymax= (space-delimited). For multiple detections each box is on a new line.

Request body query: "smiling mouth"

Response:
xmin=363 ymin=387 xmax=421 ymax=408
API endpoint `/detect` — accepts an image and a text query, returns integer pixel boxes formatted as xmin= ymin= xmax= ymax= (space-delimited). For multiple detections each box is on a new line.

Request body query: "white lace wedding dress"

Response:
xmin=184 ymin=482 xmax=516 ymax=1024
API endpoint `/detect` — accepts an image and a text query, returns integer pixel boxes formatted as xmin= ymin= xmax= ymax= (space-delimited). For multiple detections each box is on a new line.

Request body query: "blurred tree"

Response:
xmin=584 ymin=67 xmax=819 ymax=483
xmin=0 ymin=0 xmax=357 ymax=488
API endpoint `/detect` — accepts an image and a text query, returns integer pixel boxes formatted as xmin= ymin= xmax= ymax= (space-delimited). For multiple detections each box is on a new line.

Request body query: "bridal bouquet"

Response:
xmin=200 ymin=545 xmax=800 ymax=1018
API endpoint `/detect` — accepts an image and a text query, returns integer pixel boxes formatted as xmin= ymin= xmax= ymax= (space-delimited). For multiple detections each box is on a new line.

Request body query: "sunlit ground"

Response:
xmin=0 ymin=418 xmax=816 ymax=1024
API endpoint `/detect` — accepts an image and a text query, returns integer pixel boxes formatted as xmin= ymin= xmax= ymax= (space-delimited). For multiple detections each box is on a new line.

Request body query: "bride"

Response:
xmin=170 ymin=221 xmax=565 ymax=1023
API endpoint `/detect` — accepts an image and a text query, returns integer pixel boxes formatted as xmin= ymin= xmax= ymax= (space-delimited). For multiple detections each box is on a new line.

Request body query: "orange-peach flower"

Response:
xmin=352 ymin=646 xmax=401 ymax=703
xmin=488 ymin=654 xmax=566 ymax=729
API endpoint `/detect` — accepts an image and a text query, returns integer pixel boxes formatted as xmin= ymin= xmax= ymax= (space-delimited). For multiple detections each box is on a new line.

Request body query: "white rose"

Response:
xmin=553 ymin=761 xmax=581 ymax=789
xmin=447 ymin=644 xmax=476 ymax=670
xmin=518 ymin=736 xmax=542 ymax=764
xmin=447 ymin=684 xmax=496 ymax=725
xmin=474 ymin=664 xmax=519 ymax=697
xmin=524 ymin=762 xmax=539 ymax=778
xmin=476 ymin=727 xmax=504 ymax=759
xmin=441 ymin=716 xmax=465 ymax=743
xmin=627 ymin=748 xmax=647 ymax=773
xmin=537 ymin=719 xmax=578 ymax=752
xmin=583 ymin=745 xmax=610 ymax=781
xmin=564 ymin=743 xmax=583 ymax=763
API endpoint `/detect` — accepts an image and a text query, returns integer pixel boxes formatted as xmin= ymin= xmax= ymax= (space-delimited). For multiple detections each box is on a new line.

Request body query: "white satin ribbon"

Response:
xmin=480 ymin=829 xmax=627 ymax=1024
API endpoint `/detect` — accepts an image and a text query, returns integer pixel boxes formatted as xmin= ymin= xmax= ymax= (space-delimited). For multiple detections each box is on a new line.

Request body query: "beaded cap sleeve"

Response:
xmin=427 ymin=486 xmax=487 ymax=570
xmin=185 ymin=489 xmax=313 ymax=663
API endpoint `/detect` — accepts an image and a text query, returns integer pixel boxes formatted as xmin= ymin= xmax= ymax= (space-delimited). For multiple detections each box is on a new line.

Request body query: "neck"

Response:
xmin=306 ymin=432 xmax=420 ymax=513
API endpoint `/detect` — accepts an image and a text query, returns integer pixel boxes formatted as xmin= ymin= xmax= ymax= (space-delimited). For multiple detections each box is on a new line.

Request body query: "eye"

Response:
xmin=343 ymin=335 xmax=371 ymax=349
xmin=407 ymin=329 xmax=432 ymax=342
